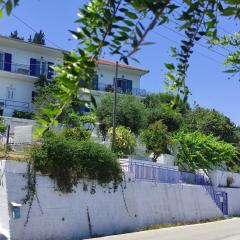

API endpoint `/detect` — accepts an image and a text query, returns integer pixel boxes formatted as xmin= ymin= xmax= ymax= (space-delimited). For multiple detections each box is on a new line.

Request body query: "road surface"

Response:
xmin=89 ymin=218 xmax=240 ymax=240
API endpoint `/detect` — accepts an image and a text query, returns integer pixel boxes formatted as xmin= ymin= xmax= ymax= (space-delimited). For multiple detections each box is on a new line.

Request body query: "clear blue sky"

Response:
xmin=0 ymin=0 xmax=239 ymax=124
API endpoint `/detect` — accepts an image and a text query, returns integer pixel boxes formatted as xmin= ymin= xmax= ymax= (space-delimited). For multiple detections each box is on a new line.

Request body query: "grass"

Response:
xmin=0 ymin=145 xmax=28 ymax=161
xmin=140 ymin=217 xmax=225 ymax=231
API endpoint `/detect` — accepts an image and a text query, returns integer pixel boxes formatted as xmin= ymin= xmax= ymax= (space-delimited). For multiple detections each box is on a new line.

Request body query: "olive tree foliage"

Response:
xmin=96 ymin=94 xmax=147 ymax=138
xmin=0 ymin=0 xmax=19 ymax=17
xmin=211 ymin=31 xmax=240 ymax=76
xmin=2 ymin=0 xmax=239 ymax=136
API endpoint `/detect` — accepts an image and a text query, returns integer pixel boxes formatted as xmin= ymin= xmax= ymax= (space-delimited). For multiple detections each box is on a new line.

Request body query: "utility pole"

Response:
xmin=4 ymin=124 xmax=10 ymax=159
xmin=112 ymin=61 xmax=118 ymax=152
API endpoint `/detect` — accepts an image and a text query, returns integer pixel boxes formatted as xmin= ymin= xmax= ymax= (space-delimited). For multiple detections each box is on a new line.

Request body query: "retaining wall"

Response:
xmin=0 ymin=160 xmax=223 ymax=240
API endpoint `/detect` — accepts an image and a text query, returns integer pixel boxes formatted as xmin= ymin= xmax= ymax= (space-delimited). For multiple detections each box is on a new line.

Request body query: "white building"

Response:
xmin=0 ymin=35 xmax=148 ymax=117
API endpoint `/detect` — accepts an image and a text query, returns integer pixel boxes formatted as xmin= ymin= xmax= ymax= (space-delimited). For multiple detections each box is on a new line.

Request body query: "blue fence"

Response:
xmin=121 ymin=161 xmax=210 ymax=186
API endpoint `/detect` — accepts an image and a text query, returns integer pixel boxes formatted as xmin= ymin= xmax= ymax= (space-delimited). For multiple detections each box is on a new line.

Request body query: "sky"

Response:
xmin=0 ymin=0 xmax=239 ymax=124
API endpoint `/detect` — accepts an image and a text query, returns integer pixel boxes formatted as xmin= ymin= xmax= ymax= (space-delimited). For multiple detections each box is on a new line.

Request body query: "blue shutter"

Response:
xmin=47 ymin=62 xmax=54 ymax=79
xmin=4 ymin=53 xmax=12 ymax=72
xmin=127 ymin=80 xmax=132 ymax=93
xmin=30 ymin=58 xmax=37 ymax=76
xmin=92 ymin=75 xmax=99 ymax=90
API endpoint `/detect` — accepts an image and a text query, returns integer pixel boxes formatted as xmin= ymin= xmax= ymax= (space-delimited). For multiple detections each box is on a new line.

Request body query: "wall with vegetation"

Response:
xmin=1 ymin=160 xmax=223 ymax=240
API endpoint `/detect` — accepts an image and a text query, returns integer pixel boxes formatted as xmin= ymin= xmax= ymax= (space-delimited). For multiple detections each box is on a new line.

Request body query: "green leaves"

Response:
xmin=0 ymin=0 xmax=20 ymax=16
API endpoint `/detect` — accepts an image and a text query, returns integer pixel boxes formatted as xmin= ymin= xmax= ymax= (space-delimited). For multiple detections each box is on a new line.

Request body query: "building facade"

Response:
xmin=0 ymin=36 xmax=148 ymax=117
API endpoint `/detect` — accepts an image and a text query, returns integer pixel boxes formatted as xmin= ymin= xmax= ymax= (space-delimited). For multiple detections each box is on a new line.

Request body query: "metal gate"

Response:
xmin=215 ymin=191 xmax=228 ymax=215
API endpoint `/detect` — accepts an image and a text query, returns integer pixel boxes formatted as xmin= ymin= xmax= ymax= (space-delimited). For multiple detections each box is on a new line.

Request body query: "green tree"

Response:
xmin=96 ymin=94 xmax=147 ymax=138
xmin=9 ymin=30 xmax=24 ymax=40
xmin=141 ymin=121 xmax=171 ymax=162
xmin=174 ymin=131 xmax=238 ymax=172
xmin=29 ymin=30 xmax=46 ymax=45
xmin=185 ymin=107 xmax=240 ymax=145
xmin=143 ymin=93 xmax=185 ymax=132
xmin=109 ymin=126 xmax=136 ymax=157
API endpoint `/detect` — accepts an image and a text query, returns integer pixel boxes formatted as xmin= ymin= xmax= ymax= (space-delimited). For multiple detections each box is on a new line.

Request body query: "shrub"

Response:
xmin=141 ymin=121 xmax=171 ymax=162
xmin=108 ymin=126 xmax=136 ymax=157
xmin=0 ymin=118 xmax=5 ymax=133
xmin=12 ymin=110 xmax=34 ymax=120
xmin=174 ymin=131 xmax=238 ymax=172
xmin=226 ymin=176 xmax=234 ymax=187
xmin=63 ymin=127 xmax=91 ymax=141
xmin=31 ymin=133 xmax=122 ymax=193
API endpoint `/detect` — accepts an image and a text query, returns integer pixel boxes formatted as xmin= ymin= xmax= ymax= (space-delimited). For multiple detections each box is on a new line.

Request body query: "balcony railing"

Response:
xmin=0 ymin=61 xmax=55 ymax=79
xmin=0 ymin=62 xmax=31 ymax=76
xmin=0 ymin=99 xmax=30 ymax=111
xmin=94 ymin=83 xmax=147 ymax=97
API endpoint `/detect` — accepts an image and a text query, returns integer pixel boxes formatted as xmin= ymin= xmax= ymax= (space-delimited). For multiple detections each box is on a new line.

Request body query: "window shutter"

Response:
xmin=92 ymin=75 xmax=99 ymax=90
xmin=4 ymin=53 xmax=12 ymax=72
xmin=127 ymin=80 xmax=132 ymax=93
xmin=30 ymin=58 xmax=37 ymax=76
xmin=47 ymin=62 xmax=54 ymax=79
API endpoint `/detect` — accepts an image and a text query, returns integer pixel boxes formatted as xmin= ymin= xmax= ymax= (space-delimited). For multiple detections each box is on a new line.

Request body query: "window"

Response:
xmin=6 ymin=87 xmax=15 ymax=100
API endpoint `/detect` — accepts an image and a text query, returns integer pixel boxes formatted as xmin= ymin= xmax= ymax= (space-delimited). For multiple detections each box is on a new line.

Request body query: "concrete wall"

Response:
xmin=210 ymin=170 xmax=240 ymax=188
xmin=217 ymin=187 xmax=240 ymax=216
xmin=0 ymin=161 xmax=10 ymax=239
xmin=0 ymin=160 xmax=224 ymax=240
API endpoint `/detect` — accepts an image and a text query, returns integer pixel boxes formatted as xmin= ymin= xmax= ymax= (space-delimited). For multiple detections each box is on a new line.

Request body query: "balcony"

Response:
xmin=94 ymin=83 xmax=147 ymax=97
xmin=0 ymin=61 xmax=54 ymax=79
xmin=0 ymin=99 xmax=30 ymax=112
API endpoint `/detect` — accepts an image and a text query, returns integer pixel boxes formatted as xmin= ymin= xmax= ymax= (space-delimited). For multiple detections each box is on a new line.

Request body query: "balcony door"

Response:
xmin=117 ymin=79 xmax=132 ymax=93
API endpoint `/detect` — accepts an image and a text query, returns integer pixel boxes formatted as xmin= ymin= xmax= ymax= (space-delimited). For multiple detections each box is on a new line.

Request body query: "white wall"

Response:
xmin=210 ymin=170 xmax=240 ymax=188
xmin=0 ymin=160 xmax=223 ymax=240
xmin=217 ymin=187 xmax=240 ymax=216
xmin=0 ymin=161 xmax=10 ymax=239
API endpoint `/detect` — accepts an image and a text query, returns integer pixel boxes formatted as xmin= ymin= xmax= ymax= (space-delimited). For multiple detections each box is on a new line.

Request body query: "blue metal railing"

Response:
xmin=121 ymin=160 xmax=210 ymax=186
xmin=0 ymin=99 xmax=29 ymax=111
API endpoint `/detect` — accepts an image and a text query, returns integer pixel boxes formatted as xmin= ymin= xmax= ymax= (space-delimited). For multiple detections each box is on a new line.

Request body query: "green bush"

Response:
xmin=108 ymin=126 xmax=136 ymax=157
xmin=174 ymin=131 xmax=238 ymax=172
xmin=31 ymin=133 xmax=122 ymax=193
xmin=63 ymin=127 xmax=91 ymax=141
xmin=141 ymin=121 xmax=171 ymax=161
xmin=0 ymin=118 xmax=5 ymax=133
xmin=12 ymin=110 xmax=34 ymax=120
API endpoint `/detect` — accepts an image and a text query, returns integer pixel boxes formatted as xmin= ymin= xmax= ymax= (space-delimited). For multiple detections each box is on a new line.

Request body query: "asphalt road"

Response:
xmin=90 ymin=218 xmax=240 ymax=240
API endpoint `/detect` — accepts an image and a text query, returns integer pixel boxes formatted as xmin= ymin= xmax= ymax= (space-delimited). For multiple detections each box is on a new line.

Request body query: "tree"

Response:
xmin=108 ymin=126 xmax=136 ymax=157
xmin=9 ymin=30 xmax=24 ymax=40
xmin=143 ymin=93 xmax=185 ymax=132
xmin=29 ymin=30 xmax=46 ymax=45
xmin=185 ymin=107 xmax=240 ymax=145
xmin=141 ymin=121 xmax=171 ymax=162
xmin=174 ymin=131 xmax=238 ymax=172
xmin=96 ymin=94 xmax=147 ymax=139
